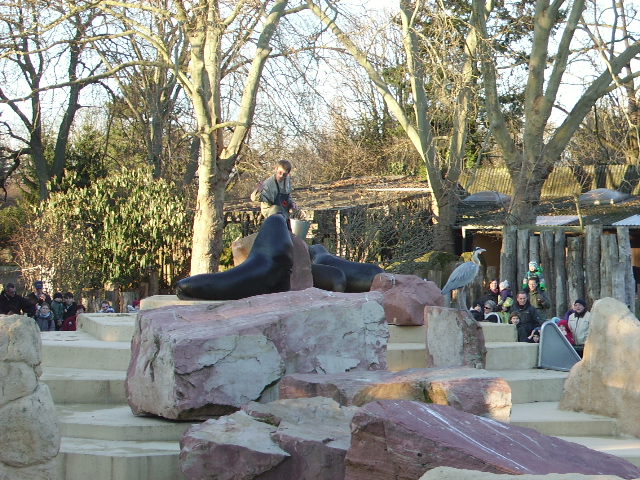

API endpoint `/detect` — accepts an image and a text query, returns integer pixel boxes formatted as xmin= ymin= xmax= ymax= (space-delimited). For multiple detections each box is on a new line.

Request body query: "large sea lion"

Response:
xmin=309 ymin=244 xmax=383 ymax=293
xmin=176 ymin=214 xmax=293 ymax=300
xmin=311 ymin=263 xmax=347 ymax=292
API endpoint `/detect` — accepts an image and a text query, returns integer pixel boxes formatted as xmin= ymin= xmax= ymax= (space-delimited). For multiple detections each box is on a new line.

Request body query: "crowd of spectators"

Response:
xmin=0 ymin=280 xmax=120 ymax=332
xmin=474 ymin=262 xmax=592 ymax=356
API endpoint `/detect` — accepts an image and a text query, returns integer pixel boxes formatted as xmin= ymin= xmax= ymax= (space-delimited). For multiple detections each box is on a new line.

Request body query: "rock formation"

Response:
xmin=424 ymin=306 xmax=486 ymax=368
xmin=560 ymin=297 xmax=640 ymax=435
xmin=419 ymin=466 xmax=636 ymax=480
xmin=180 ymin=397 xmax=357 ymax=480
xmin=126 ymin=288 xmax=387 ymax=420
xmin=279 ymin=367 xmax=511 ymax=421
xmin=370 ymin=273 xmax=444 ymax=325
xmin=345 ymin=401 xmax=640 ymax=480
xmin=0 ymin=315 xmax=60 ymax=480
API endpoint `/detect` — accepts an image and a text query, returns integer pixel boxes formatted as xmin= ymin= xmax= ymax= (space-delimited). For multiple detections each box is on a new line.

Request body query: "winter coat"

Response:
xmin=0 ymin=290 xmax=36 ymax=317
xmin=568 ymin=311 xmax=591 ymax=345
xmin=35 ymin=311 xmax=55 ymax=331
xmin=509 ymin=301 xmax=542 ymax=342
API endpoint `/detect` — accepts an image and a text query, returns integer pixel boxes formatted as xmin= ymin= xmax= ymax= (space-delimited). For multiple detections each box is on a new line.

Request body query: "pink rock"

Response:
xmin=279 ymin=367 xmax=511 ymax=421
xmin=232 ymin=232 xmax=313 ymax=291
xmin=424 ymin=306 xmax=486 ymax=368
xmin=180 ymin=397 xmax=357 ymax=480
xmin=370 ymin=273 xmax=444 ymax=325
xmin=126 ymin=288 xmax=387 ymax=420
xmin=344 ymin=401 xmax=640 ymax=480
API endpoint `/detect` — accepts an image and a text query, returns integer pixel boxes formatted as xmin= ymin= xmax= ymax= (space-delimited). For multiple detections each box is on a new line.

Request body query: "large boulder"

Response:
xmin=126 ymin=288 xmax=387 ymax=420
xmin=180 ymin=397 xmax=357 ymax=480
xmin=424 ymin=306 xmax=486 ymax=368
xmin=420 ymin=466 xmax=635 ymax=480
xmin=560 ymin=297 xmax=640 ymax=435
xmin=279 ymin=367 xmax=511 ymax=421
xmin=370 ymin=273 xmax=444 ymax=325
xmin=0 ymin=315 xmax=60 ymax=480
xmin=232 ymin=231 xmax=313 ymax=291
xmin=344 ymin=401 xmax=640 ymax=480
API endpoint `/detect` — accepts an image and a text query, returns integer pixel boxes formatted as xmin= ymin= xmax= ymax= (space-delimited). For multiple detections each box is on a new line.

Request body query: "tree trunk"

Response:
xmin=508 ymin=167 xmax=547 ymax=225
xmin=190 ymin=138 xmax=226 ymax=274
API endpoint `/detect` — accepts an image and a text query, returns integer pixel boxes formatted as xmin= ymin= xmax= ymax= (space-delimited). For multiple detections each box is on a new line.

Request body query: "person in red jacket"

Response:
xmin=60 ymin=304 xmax=85 ymax=331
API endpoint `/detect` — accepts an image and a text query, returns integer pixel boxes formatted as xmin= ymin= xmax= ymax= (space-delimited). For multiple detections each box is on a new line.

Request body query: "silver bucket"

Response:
xmin=290 ymin=219 xmax=311 ymax=238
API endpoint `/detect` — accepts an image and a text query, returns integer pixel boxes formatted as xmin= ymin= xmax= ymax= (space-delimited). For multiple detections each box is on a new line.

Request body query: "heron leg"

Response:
xmin=458 ymin=287 xmax=468 ymax=311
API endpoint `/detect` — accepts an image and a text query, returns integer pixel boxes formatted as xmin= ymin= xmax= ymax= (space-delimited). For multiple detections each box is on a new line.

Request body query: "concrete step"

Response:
xmin=484 ymin=341 xmax=538 ymax=370
xmin=386 ymin=342 xmax=427 ymax=371
xmin=77 ymin=313 xmax=136 ymax=342
xmin=479 ymin=322 xmax=517 ymax=342
xmin=56 ymin=404 xmax=195 ymax=442
xmin=556 ymin=435 xmax=640 ymax=467
xmin=388 ymin=324 xmax=426 ymax=344
xmin=510 ymin=402 xmax=619 ymax=437
xmin=58 ymin=437 xmax=182 ymax=480
xmin=42 ymin=367 xmax=126 ymax=404
xmin=485 ymin=368 xmax=568 ymax=404
xmin=41 ymin=331 xmax=131 ymax=371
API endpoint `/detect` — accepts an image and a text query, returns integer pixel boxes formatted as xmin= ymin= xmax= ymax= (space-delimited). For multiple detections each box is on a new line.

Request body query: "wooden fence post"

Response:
xmin=500 ymin=226 xmax=517 ymax=292
xmin=566 ymin=236 xmax=585 ymax=307
xmin=617 ymin=227 xmax=635 ymax=308
xmin=554 ymin=230 xmax=567 ymax=318
xmin=600 ymin=234 xmax=616 ymax=299
xmin=517 ymin=228 xmax=530 ymax=291
xmin=540 ymin=230 xmax=555 ymax=316
xmin=584 ymin=224 xmax=602 ymax=306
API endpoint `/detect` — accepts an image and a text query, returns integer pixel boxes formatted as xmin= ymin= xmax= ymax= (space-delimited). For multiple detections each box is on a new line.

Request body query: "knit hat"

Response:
xmin=574 ymin=299 xmax=587 ymax=308
xmin=528 ymin=261 xmax=539 ymax=269
xmin=499 ymin=280 xmax=510 ymax=290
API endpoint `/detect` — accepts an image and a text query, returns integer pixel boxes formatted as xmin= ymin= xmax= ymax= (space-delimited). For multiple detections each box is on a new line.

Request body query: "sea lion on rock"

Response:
xmin=309 ymin=244 xmax=383 ymax=293
xmin=311 ymin=263 xmax=347 ymax=292
xmin=176 ymin=214 xmax=293 ymax=300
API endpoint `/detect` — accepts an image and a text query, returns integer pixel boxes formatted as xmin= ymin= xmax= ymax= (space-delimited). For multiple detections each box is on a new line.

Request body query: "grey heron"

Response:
xmin=441 ymin=247 xmax=486 ymax=311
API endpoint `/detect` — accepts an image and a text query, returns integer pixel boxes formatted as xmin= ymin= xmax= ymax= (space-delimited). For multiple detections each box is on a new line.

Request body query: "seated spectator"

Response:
xmin=127 ymin=299 xmax=140 ymax=313
xmin=469 ymin=302 xmax=483 ymax=322
xmin=34 ymin=303 xmax=55 ymax=331
xmin=528 ymin=327 xmax=541 ymax=343
xmin=26 ymin=280 xmax=52 ymax=312
xmin=0 ymin=283 xmax=36 ymax=317
xmin=509 ymin=291 xmax=542 ymax=342
xmin=497 ymin=280 xmax=513 ymax=308
xmin=51 ymin=292 xmax=65 ymax=329
xmin=481 ymin=279 xmax=500 ymax=305
xmin=557 ymin=318 xmax=574 ymax=344
xmin=61 ymin=304 xmax=85 ymax=331
xmin=567 ymin=299 xmax=591 ymax=357
xmin=62 ymin=292 xmax=78 ymax=321
xmin=498 ymin=296 xmax=514 ymax=323
xmin=483 ymin=300 xmax=501 ymax=323
xmin=100 ymin=300 xmax=115 ymax=313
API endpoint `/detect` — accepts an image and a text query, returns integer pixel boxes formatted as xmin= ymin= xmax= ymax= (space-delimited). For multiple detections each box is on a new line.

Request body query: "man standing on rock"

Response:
xmin=251 ymin=159 xmax=297 ymax=220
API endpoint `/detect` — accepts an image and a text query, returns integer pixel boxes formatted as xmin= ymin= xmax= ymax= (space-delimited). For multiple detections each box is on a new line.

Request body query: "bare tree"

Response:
xmin=473 ymin=0 xmax=640 ymax=223
xmin=305 ymin=0 xmax=483 ymax=252
xmin=0 ymin=0 xmax=105 ymax=199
